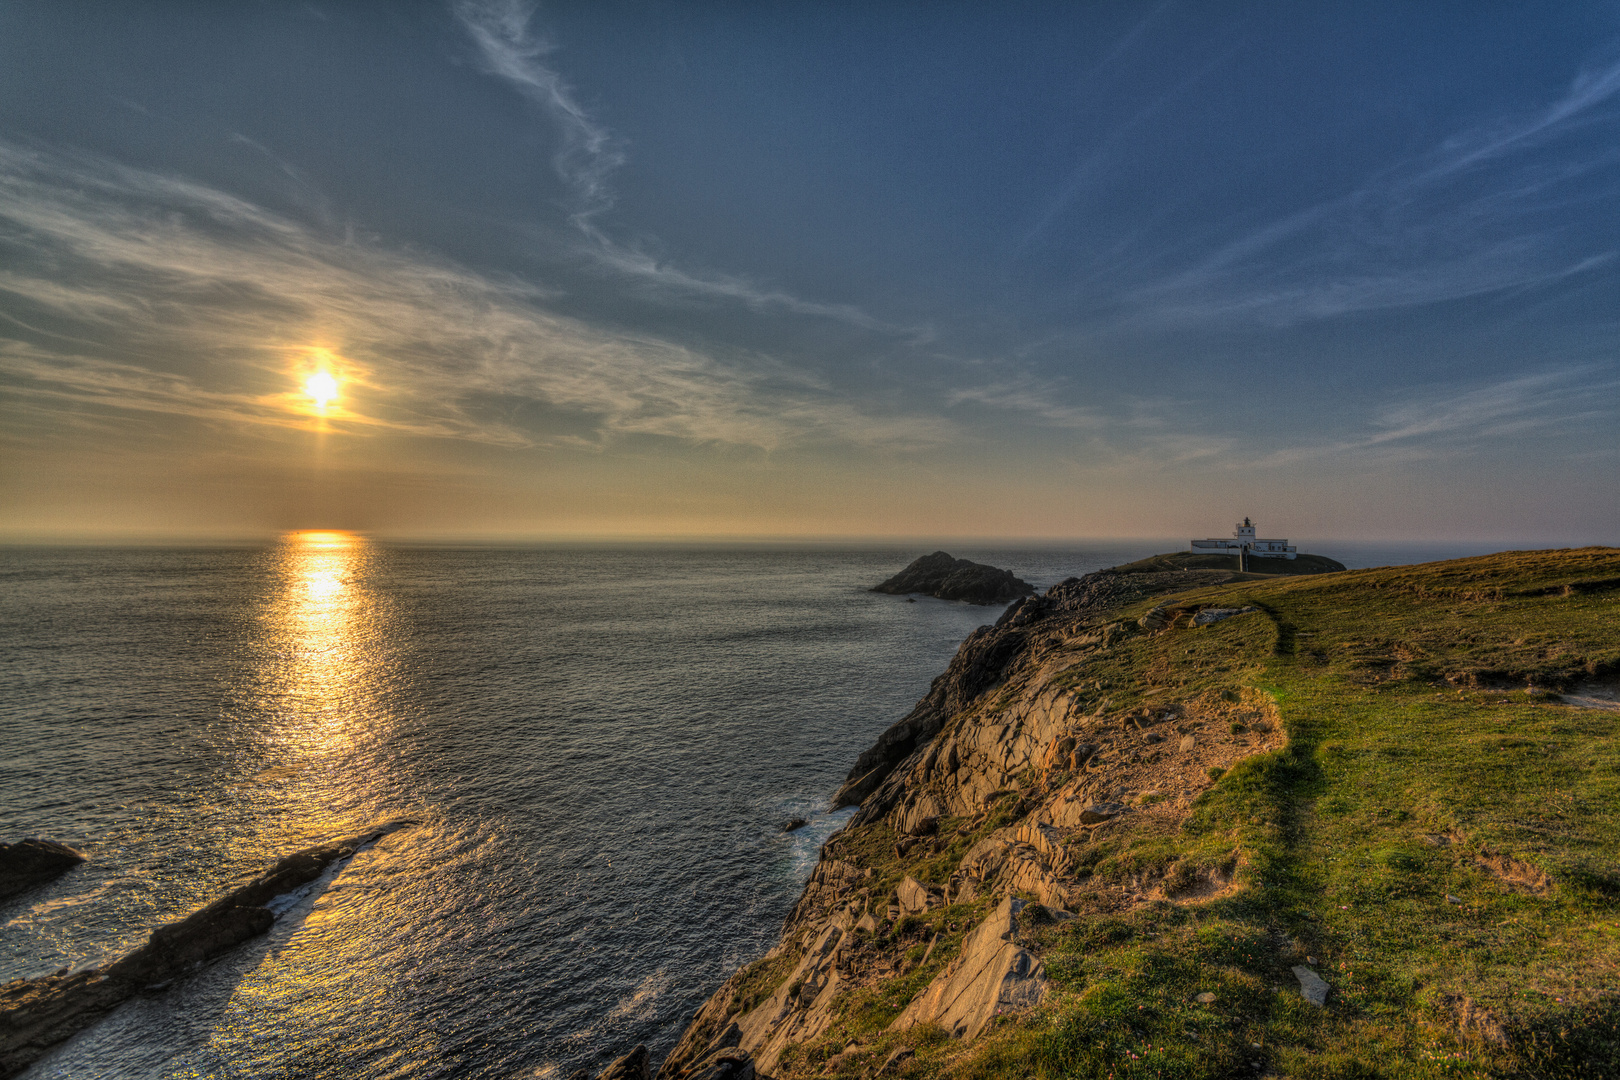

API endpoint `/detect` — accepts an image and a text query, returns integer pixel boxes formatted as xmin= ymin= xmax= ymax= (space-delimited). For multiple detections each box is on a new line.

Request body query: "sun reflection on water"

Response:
xmin=258 ymin=529 xmax=399 ymax=809
xmin=196 ymin=530 xmax=436 ymax=1067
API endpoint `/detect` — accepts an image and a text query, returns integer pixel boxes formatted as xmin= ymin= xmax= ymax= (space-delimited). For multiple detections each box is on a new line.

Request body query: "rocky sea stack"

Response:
xmin=871 ymin=551 xmax=1034 ymax=605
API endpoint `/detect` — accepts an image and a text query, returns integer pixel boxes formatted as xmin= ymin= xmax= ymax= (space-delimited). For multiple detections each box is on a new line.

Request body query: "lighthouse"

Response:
xmin=1190 ymin=517 xmax=1298 ymax=564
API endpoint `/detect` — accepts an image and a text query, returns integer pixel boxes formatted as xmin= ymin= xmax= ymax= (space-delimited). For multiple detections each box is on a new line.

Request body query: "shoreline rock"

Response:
xmin=0 ymin=840 xmax=86 ymax=901
xmin=871 ymin=552 xmax=1034 ymax=605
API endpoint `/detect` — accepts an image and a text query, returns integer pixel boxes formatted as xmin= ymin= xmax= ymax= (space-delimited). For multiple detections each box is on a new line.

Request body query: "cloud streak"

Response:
xmin=1248 ymin=367 xmax=1620 ymax=469
xmin=0 ymin=141 xmax=942 ymax=453
xmin=1129 ymin=49 xmax=1620 ymax=325
xmin=452 ymin=0 xmax=927 ymax=339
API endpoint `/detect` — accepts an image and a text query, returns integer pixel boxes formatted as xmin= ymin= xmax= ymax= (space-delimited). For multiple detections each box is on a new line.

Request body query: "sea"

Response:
xmin=0 ymin=537 xmax=1515 ymax=1078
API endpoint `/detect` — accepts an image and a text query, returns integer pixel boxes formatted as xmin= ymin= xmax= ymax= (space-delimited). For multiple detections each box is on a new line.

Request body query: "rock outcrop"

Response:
xmin=891 ymin=896 xmax=1047 ymax=1041
xmin=594 ymin=1044 xmax=652 ymax=1080
xmin=0 ymin=840 xmax=85 ymax=901
xmin=871 ymin=552 xmax=1035 ymax=605
xmin=834 ymin=571 xmax=1214 ymax=812
xmin=0 ymin=823 xmax=412 ymax=1079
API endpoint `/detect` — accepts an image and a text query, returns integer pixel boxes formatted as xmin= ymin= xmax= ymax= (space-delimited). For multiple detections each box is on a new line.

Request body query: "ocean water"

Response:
xmin=0 ymin=536 xmax=1519 ymax=1078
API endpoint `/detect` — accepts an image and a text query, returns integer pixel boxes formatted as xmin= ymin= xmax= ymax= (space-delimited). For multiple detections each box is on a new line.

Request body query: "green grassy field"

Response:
xmin=776 ymin=548 xmax=1620 ymax=1080
xmin=1112 ymin=550 xmax=1347 ymax=576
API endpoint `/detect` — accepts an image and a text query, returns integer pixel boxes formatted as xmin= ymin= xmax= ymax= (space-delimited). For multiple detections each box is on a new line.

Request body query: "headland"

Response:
xmin=646 ymin=547 xmax=1620 ymax=1079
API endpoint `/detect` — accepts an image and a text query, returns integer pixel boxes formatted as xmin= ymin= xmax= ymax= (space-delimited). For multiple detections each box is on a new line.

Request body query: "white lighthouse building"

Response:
xmin=1191 ymin=517 xmax=1297 ymax=560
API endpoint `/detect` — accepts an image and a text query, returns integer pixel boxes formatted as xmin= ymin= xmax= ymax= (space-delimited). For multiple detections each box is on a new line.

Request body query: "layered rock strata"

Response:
xmin=0 ymin=823 xmax=412 ymax=1078
xmin=660 ymin=568 xmax=1282 ymax=1078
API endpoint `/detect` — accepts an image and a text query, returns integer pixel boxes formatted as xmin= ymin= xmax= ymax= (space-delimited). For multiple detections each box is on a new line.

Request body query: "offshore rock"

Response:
xmin=0 ymin=824 xmax=410 ymax=1079
xmin=0 ymin=840 xmax=85 ymax=901
xmin=871 ymin=551 xmax=1034 ymax=606
xmin=891 ymin=896 xmax=1048 ymax=1041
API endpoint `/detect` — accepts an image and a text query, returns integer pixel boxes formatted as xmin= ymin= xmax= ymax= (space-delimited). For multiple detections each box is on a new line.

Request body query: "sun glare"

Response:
xmin=294 ymin=530 xmax=356 ymax=550
xmin=304 ymin=370 xmax=340 ymax=409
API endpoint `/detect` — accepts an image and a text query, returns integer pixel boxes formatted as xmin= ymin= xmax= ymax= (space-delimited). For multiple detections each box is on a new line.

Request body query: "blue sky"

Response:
xmin=1 ymin=1 xmax=1616 ymax=541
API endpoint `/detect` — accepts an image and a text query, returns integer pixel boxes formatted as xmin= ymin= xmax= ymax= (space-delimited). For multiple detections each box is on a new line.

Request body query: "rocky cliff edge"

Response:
xmin=657 ymin=566 xmax=1285 ymax=1078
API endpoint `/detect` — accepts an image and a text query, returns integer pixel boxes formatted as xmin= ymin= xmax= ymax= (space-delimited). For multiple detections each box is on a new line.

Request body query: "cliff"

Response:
xmin=656 ymin=548 xmax=1620 ymax=1080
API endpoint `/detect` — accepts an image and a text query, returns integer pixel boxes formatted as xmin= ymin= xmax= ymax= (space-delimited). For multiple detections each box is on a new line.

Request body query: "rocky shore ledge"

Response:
xmin=0 ymin=822 xmax=413 ymax=1078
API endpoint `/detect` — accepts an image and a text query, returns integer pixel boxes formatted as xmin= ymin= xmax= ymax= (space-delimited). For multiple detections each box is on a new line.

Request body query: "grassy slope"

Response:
xmin=1113 ymin=551 xmax=1348 ymax=576
xmin=778 ymin=548 xmax=1620 ymax=1080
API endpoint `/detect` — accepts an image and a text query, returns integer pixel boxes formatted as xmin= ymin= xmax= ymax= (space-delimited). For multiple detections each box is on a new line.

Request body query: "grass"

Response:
xmin=768 ymin=548 xmax=1620 ymax=1079
xmin=1111 ymin=551 xmax=1347 ymax=576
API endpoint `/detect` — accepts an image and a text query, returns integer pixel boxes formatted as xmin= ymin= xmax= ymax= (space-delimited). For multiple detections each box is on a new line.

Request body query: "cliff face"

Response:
xmin=659 ymin=567 xmax=1280 ymax=1078
xmin=660 ymin=549 xmax=1620 ymax=1080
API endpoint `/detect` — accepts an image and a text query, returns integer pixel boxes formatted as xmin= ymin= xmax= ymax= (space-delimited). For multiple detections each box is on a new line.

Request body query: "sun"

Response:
xmin=304 ymin=370 xmax=339 ymax=409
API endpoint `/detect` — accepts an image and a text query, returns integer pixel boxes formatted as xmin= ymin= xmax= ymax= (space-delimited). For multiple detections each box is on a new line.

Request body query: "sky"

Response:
xmin=1 ymin=1 xmax=1617 ymax=544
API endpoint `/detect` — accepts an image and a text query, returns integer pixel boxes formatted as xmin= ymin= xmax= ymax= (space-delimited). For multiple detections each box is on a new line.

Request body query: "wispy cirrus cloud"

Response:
xmin=0 ymin=141 xmax=944 ymax=453
xmin=452 ymin=0 xmax=928 ymax=339
xmin=1249 ymin=367 xmax=1620 ymax=468
xmin=941 ymin=360 xmax=1615 ymax=476
xmin=453 ymin=0 xmax=621 ymax=241
xmin=946 ymin=378 xmax=1105 ymax=430
xmin=1131 ymin=49 xmax=1620 ymax=325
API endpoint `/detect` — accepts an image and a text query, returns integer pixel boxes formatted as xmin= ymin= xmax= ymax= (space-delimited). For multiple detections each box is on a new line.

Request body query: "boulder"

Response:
xmin=896 ymin=875 xmax=942 ymax=915
xmin=597 ymin=1044 xmax=651 ymax=1080
xmin=0 ymin=839 xmax=85 ymax=900
xmin=1292 ymin=965 xmax=1330 ymax=1007
xmin=681 ymin=1046 xmax=753 ymax=1080
xmin=1193 ymin=606 xmax=1258 ymax=627
xmin=891 ymin=896 xmax=1047 ymax=1040
xmin=895 ymin=794 xmax=943 ymax=836
xmin=1078 ymin=802 xmax=1125 ymax=825
xmin=871 ymin=552 xmax=1034 ymax=606
xmin=1139 ymin=605 xmax=1171 ymax=630
xmin=958 ymin=830 xmax=1015 ymax=881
